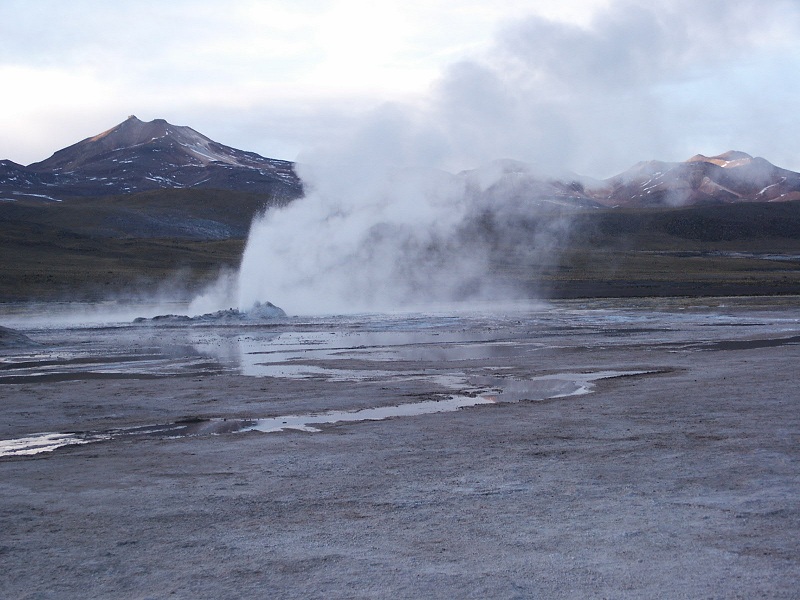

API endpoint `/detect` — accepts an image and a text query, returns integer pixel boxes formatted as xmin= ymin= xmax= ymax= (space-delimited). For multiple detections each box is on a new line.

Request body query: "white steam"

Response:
xmin=237 ymin=163 xmax=499 ymax=314
xmin=196 ymin=0 xmax=800 ymax=315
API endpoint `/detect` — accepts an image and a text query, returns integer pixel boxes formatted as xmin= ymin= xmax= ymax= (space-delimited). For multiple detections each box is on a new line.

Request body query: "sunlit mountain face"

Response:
xmin=593 ymin=151 xmax=800 ymax=208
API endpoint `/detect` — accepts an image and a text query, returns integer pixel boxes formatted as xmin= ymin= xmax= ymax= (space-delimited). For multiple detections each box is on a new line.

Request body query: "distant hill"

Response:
xmin=1 ymin=115 xmax=302 ymax=201
xmin=592 ymin=151 xmax=800 ymax=207
xmin=454 ymin=152 xmax=800 ymax=211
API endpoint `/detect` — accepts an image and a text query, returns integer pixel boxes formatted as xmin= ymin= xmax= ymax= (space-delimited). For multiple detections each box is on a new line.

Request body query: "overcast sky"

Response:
xmin=1 ymin=0 xmax=799 ymax=177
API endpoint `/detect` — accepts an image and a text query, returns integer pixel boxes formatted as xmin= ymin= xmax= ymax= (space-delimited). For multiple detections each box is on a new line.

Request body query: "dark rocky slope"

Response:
xmin=2 ymin=116 xmax=301 ymax=201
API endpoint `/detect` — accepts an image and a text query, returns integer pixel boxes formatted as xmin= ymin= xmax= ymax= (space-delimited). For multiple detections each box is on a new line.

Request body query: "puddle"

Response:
xmin=245 ymin=370 xmax=652 ymax=433
xmin=0 ymin=347 xmax=220 ymax=383
xmin=242 ymin=364 xmax=469 ymax=385
xmin=245 ymin=394 xmax=498 ymax=433
xmin=190 ymin=330 xmax=534 ymax=377
xmin=693 ymin=335 xmax=800 ymax=352
xmin=0 ymin=370 xmax=652 ymax=457
xmin=330 ymin=340 xmax=543 ymax=362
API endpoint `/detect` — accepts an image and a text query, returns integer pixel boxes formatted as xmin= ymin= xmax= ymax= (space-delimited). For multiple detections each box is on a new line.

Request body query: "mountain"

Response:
xmin=2 ymin=117 xmax=798 ymax=246
xmin=2 ymin=117 xmax=796 ymax=210
xmin=592 ymin=151 xmax=800 ymax=208
xmin=1 ymin=116 xmax=302 ymax=201
xmin=2 ymin=121 xmax=799 ymax=301
xmin=454 ymin=152 xmax=800 ymax=211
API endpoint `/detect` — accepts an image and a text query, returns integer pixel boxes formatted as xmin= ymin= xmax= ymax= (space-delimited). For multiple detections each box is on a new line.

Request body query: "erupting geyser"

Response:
xmin=235 ymin=161 xmax=507 ymax=314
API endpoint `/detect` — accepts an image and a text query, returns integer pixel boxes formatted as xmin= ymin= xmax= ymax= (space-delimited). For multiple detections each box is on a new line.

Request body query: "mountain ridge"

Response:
xmin=1 ymin=116 xmax=799 ymax=209
xmin=595 ymin=151 xmax=800 ymax=207
xmin=454 ymin=150 xmax=800 ymax=211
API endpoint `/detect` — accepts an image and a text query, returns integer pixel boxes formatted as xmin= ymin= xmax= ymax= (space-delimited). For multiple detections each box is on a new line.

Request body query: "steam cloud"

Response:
xmin=193 ymin=0 xmax=799 ymax=315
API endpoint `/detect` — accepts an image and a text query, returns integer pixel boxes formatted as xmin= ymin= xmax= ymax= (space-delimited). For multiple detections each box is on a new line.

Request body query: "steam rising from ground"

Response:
xmin=230 ymin=153 xmax=575 ymax=314
xmin=196 ymin=0 xmax=799 ymax=315
xmin=237 ymin=162 xmax=515 ymax=314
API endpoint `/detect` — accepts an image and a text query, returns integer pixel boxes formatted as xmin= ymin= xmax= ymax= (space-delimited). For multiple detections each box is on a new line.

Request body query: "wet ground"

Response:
xmin=1 ymin=297 xmax=799 ymax=598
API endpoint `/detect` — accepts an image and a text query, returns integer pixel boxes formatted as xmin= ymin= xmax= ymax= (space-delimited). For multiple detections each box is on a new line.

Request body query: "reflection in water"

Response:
xmin=190 ymin=329 xmax=544 ymax=380
xmin=9 ymin=296 xmax=791 ymax=458
xmin=245 ymin=370 xmax=650 ymax=433
xmin=0 ymin=419 xmax=250 ymax=458
xmin=246 ymin=394 xmax=498 ymax=433
xmin=240 ymin=363 xmax=398 ymax=381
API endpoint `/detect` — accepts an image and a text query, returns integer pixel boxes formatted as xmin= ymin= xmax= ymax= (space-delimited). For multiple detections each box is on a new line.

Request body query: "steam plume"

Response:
xmin=219 ymin=0 xmax=799 ymax=314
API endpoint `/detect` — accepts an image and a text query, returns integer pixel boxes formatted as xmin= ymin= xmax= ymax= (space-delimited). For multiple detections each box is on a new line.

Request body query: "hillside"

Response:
xmin=2 ymin=195 xmax=799 ymax=302
xmin=0 ymin=188 xmax=278 ymax=301
xmin=496 ymin=201 xmax=800 ymax=299
xmin=0 ymin=188 xmax=280 ymax=240
xmin=592 ymin=151 xmax=800 ymax=207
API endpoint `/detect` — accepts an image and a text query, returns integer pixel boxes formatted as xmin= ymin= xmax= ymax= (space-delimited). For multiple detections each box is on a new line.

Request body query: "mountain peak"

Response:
xmin=87 ymin=116 xmax=187 ymax=147
xmin=11 ymin=116 xmax=301 ymax=199
xmin=28 ymin=116 xmax=234 ymax=173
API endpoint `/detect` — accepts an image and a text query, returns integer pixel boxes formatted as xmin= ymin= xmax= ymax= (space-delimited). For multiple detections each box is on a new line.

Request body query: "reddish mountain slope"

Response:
xmin=592 ymin=152 xmax=800 ymax=207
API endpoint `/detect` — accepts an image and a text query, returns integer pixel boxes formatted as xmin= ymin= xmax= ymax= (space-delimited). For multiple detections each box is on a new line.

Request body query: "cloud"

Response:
xmin=417 ymin=0 xmax=800 ymax=175
xmin=1 ymin=0 xmax=799 ymax=172
xmin=0 ymin=1 xmax=609 ymax=164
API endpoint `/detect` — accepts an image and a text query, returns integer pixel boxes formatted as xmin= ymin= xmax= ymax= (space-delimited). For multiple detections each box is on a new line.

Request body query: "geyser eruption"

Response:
xmin=236 ymin=156 xmax=516 ymax=314
xmin=233 ymin=140 xmax=581 ymax=314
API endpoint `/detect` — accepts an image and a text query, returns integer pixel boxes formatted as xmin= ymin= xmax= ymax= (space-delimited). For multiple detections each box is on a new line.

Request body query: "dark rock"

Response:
xmin=134 ymin=301 xmax=286 ymax=324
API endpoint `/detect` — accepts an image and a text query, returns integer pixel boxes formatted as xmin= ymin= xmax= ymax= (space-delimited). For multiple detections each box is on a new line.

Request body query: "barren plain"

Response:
xmin=1 ymin=297 xmax=798 ymax=598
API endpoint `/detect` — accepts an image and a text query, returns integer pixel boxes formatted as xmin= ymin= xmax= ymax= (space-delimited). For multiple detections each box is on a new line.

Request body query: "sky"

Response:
xmin=1 ymin=0 xmax=799 ymax=178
